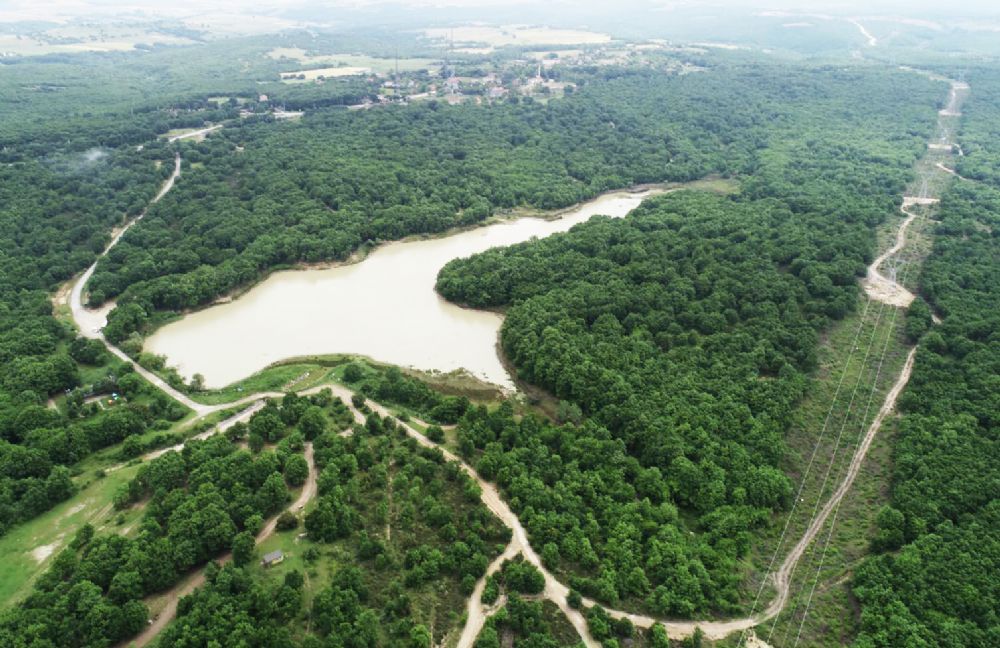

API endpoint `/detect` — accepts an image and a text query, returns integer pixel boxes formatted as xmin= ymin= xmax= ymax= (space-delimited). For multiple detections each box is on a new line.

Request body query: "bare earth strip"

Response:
xmin=862 ymin=196 xmax=938 ymax=308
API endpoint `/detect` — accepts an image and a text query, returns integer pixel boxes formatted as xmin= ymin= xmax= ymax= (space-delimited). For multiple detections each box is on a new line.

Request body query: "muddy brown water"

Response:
xmin=144 ymin=189 xmax=660 ymax=389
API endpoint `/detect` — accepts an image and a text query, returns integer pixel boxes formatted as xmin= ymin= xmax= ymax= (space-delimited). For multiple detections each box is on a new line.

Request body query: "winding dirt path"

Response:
xmin=87 ymin=76 xmax=961 ymax=647
xmin=935 ymin=162 xmax=972 ymax=182
xmin=861 ymin=197 xmax=937 ymax=308
xmin=63 ymin=153 xmax=224 ymax=417
xmin=849 ymin=20 xmax=877 ymax=47
xmin=60 ymin=146 xmax=300 ymax=421
xmin=341 ymin=316 xmax=918 ymax=646
xmin=344 ymin=390 xmax=601 ymax=647
xmin=125 ymin=443 xmax=316 ymax=648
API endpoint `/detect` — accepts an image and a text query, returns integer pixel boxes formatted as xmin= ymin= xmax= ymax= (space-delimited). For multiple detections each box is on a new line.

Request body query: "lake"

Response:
xmin=144 ymin=188 xmax=659 ymax=389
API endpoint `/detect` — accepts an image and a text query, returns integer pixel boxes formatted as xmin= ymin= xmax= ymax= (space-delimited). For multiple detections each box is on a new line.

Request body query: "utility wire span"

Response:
xmin=791 ymin=262 xmax=911 ymax=648
xmin=769 ymin=295 xmax=890 ymax=647
xmin=737 ymin=295 xmax=874 ymax=648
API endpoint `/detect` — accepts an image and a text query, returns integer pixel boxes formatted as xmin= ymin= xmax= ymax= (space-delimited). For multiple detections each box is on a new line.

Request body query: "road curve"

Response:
xmin=125 ymin=443 xmax=316 ymax=648
xmin=63 ymin=152 xmax=254 ymax=418
xmin=68 ymin=153 xmax=180 ymax=340
xmin=66 ymin=153 xmax=221 ymax=416
xmin=95 ymin=76 xmax=960 ymax=646
xmin=862 ymin=197 xmax=937 ymax=308
xmin=345 ymin=389 xmax=602 ymax=647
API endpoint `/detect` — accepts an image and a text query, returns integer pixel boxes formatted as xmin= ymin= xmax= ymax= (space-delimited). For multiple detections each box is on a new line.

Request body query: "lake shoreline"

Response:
xmin=162 ymin=176 xmax=732 ymax=321
xmin=142 ymin=176 xmax=736 ymax=389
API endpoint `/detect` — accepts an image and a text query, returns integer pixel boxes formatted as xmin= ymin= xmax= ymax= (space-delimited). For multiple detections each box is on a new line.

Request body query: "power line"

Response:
xmin=770 ymin=295 xmax=891 ymax=647
xmin=791 ymin=260 xmax=912 ymax=648
xmin=737 ymin=296 xmax=875 ymax=648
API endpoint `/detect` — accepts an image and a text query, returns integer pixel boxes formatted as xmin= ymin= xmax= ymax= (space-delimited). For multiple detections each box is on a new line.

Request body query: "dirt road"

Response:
xmin=862 ymin=196 xmax=937 ymax=308
xmin=139 ymin=401 xmax=266 ymax=464
xmin=167 ymin=124 xmax=222 ymax=142
xmin=345 ymin=390 xmax=600 ymax=647
xmin=849 ymin=20 xmax=877 ymax=47
xmin=935 ymin=162 xmax=972 ymax=182
xmin=125 ymin=443 xmax=315 ymax=648
xmin=342 ymin=360 xmax=921 ymax=644
xmin=61 ymin=149 xmax=290 ymax=420
xmin=63 ymin=153 xmax=223 ymax=417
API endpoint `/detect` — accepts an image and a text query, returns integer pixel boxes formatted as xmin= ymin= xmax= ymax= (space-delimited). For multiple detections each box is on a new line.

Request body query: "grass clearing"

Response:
xmin=188 ymin=362 xmax=338 ymax=405
xmin=280 ymin=66 xmax=370 ymax=81
xmin=0 ymin=462 xmax=142 ymax=603
xmin=0 ymin=407 xmax=233 ymax=604
xmin=743 ymin=291 xmax=911 ymax=633
xmin=159 ymin=126 xmax=217 ymax=142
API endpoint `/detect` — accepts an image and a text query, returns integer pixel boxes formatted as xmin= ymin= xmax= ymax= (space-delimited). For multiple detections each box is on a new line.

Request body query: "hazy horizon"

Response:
xmin=4 ymin=0 xmax=1000 ymax=24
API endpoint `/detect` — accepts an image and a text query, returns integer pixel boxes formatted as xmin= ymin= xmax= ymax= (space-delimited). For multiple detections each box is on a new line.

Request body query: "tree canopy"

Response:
xmin=852 ymin=68 xmax=1000 ymax=648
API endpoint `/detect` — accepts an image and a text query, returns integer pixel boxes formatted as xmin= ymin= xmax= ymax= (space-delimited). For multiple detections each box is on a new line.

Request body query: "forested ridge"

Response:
xmin=851 ymin=71 xmax=1000 ymax=648
xmin=436 ymin=67 xmax=943 ymax=615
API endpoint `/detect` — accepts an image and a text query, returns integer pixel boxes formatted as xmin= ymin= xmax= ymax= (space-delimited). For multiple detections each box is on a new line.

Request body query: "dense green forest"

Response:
xmin=851 ymin=71 xmax=1000 ymax=648
xmin=304 ymin=410 xmax=509 ymax=643
xmin=0 ymin=389 xmax=347 ymax=646
xmin=476 ymin=594 xmax=586 ymax=648
xmin=6 ymin=22 xmax=995 ymax=646
xmin=159 ymin=563 xmax=305 ymax=647
xmin=152 ymin=406 xmax=509 ymax=646
xmin=0 ymin=144 xmax=183 ymax=535
xmin=435 ymin=67 xmax=941 ymax=614
xmin=342 ymin=361 xmax=473 ymax=424
xmin=91 ymin=66 xmax=766 ymax=342
xmin=0 ymin=431 xmax=297 ymax=646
